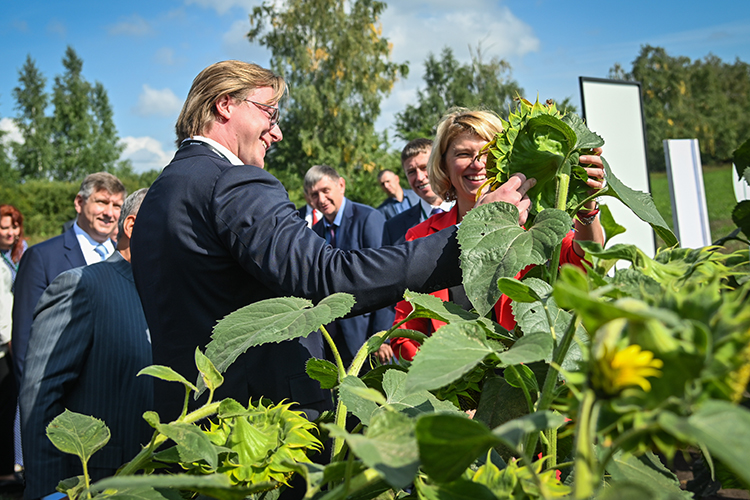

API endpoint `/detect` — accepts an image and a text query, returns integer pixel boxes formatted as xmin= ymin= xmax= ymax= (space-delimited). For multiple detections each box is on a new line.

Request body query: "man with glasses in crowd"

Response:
xmin=131 ymin=60 xmax=537 ymax=422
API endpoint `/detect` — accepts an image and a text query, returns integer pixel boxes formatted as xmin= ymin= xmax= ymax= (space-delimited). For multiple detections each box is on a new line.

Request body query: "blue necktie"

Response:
xmin=94 ymin=244 xmax=107 ymax=261
xmin=430 ymin=207 xmax=444 ymax=217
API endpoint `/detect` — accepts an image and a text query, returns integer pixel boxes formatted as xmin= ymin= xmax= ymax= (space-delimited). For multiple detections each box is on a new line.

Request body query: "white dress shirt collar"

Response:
xmin=73 ymin=222 xmax=115 ymax=265
xmin=419 ymin=198 xmax=455 ymax=223
xmin=189 ymin=136 xmax=244 ymax=166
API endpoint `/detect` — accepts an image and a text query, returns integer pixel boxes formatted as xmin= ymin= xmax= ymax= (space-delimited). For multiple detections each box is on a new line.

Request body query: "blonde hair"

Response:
xmin=175 ymin=60 xmax=285 ymax=146
xmin=428 ymin=108 xmax=504 ymax=201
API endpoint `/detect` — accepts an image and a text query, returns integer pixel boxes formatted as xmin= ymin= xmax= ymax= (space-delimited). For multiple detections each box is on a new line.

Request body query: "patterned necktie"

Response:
xmin=430 ymin=207 xmax=444 ymax=217
xmin=94 ymin=243 xmax=107 ymax=261
xmin=326 ymin=225 xmax=337 ymax=247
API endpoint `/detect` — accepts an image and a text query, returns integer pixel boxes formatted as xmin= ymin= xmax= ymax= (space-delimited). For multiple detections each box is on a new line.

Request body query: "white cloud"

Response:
xmin=134 ymin=85 xmax=183 ymax=118
xmin=154 ymin=47 xmax=177 ymax=66
xmin=108 ymin=14 xmax=153 ymax=36
xmin=375 ymin=1 xmax=540 ymax=141
xmin=47 ymin=19 xmax=66 ymax=37
xmin=0 ymin=118 xmax=22 ymax=146
xmin=120 ymin=136 xmax=175 ymax=173
xmin=184 ymin=0 xmax=257 ymax=16
xmin=382 ymin=2 xmax=539 ymax=67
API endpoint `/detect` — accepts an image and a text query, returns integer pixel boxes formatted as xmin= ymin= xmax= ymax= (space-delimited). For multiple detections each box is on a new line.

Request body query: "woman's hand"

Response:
xmin=475 ymin=173 xmax=537 ymax=225
xmin=580 ymin=148 xmax=605 ymax=210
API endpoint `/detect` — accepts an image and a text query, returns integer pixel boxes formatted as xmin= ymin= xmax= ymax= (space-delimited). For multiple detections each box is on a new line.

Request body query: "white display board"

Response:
xmin=734 ymin=164 xmax=750 ymax=202
xmin=580 ymin=78 xmax=656 ymax=257
xmin=663 ymin=139 xmax=711 ymax=248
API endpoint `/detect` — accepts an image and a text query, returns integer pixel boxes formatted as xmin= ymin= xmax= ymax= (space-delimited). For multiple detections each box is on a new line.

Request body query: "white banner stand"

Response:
xmin=663 ymin=139 xmax=711 ymax=248
xmin=734 ymin=164 xmax=750 ymax=203
xmin=580 ymin=78 xmax=656 ymax=258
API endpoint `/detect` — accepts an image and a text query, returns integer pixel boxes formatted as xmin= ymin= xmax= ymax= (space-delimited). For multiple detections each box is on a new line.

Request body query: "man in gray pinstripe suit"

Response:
xmin=19 ymin=189 xmax=152 ymax=500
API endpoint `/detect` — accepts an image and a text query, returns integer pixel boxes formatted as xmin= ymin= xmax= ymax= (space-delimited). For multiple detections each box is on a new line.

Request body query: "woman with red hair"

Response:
xmin=0 ymin=205 xmax=26 ymax=286
xmin=0 ymin=204 xmax=25 ymax=486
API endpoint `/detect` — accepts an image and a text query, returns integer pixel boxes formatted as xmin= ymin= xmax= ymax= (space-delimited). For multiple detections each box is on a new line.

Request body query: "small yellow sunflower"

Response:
xmin=594 ymin=344 xmax=664 ymax=395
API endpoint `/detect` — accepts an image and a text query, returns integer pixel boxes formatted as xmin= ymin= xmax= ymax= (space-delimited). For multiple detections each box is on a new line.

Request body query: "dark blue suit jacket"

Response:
xmin=12 ymin=227 xmax=86 ymax=383
xmin=376 ymin=189 xmax=420 ymax=220
xmin=130 ymin=142 xmax=461 ymax=421
xmin=312 ymin=200 xmax=393 ymax=358
xmin=383 ymin=204 xmax=422 ymax=246
xmin=19 ymin=253 xmax=152 ymax=499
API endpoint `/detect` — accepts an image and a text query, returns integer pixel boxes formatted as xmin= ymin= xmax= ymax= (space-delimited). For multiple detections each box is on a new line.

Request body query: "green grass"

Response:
xmin=648 ymin=163 xmax=745 ymax=252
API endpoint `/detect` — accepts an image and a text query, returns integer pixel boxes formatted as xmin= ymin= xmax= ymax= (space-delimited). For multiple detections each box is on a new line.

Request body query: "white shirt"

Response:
xmin=419 ymin=198 xmax=455 ymax=223
xmin=189 ymin=136 xmax=243 ymax=166
xmin=74 ymin=222 xmax=116 ymax=265
xmin=302 ymin=205 xmax=322 ymax=228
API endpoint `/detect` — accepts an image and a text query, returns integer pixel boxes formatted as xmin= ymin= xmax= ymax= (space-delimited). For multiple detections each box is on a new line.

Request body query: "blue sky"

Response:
xmin=1 ymin=0 xmax=749 ymax=173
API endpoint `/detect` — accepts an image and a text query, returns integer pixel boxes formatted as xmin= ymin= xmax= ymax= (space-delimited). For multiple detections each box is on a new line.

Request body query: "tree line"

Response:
xmin=2 ymin=0 xmax=749 ymax=238
xmin=610 ymin=45 xmax=750 ymax=171
xmin=0 ymin=46 xmax=157 ymax=239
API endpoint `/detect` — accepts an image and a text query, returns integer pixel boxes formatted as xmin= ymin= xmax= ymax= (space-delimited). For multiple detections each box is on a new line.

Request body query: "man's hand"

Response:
xmin=475 ymin=173 xmax=537 ymax=225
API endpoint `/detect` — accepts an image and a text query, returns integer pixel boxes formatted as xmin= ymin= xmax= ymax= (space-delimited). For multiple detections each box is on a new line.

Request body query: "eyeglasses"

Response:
xmin=244 ymin=99 xmax=280 ymax=127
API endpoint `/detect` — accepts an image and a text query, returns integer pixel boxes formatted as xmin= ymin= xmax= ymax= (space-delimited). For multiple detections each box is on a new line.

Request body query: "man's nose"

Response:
xmin=270 ymin=123 xmax=283 ymax=142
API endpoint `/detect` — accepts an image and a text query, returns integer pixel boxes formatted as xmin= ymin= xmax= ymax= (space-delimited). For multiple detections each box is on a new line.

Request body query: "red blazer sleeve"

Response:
xmin=390 ymin=209 xmax=456 ymax=361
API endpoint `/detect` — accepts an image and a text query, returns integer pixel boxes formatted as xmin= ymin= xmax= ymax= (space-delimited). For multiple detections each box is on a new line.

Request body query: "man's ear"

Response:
xmin=74 ymin=194 xmax=84 ymax=214
xmin=339 ymin=177 xmax=346 ymax=193
xmin=123 ymin=214 xmax=137 ymax=240
xmin=214 ymin=95 xmax=233 ymax=122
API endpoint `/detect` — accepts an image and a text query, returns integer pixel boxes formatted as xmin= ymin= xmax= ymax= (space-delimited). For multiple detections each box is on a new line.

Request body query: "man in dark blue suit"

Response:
xmin=376 ymin=169 xmax=419 ymax=220
xmin=305 ymin=165 xmax=391 ymax=366
xmin=130 ymin=61 xmax=533 ymax=422
xmin=383 ymin=138 xmax=454 ymax=246
xmin=19 ymin=189 xmax=152 ymax=500
xmin=11 ymin=172 xmax=126 ymax=384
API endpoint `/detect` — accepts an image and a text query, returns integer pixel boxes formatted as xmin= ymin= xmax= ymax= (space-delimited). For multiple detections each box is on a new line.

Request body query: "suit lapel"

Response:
xmin=62 ymin=227 xmax=86 ymax=268
xmin=338 ymin=198 xmax=355 ymax=249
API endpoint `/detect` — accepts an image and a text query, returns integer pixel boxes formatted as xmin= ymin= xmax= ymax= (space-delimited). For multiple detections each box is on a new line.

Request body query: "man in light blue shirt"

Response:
xmin=305 ymin=165 xmax=390 ymax=367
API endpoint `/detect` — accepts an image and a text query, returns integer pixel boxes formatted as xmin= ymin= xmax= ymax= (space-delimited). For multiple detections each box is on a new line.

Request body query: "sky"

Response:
xmin=1 ymin=0 xmax=749 ymax=173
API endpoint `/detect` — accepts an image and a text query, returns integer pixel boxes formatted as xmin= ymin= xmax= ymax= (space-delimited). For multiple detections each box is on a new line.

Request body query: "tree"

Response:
xmin=12 ymin=55 xmax=54 ymax=179
xmin=12 ymin=47 xmax=125 ymax=182
xmin=248 ymin=0 xmax=407 ymax=207
xmin=89 ymin=81 xmax=125 ymax=173
xmin=0 ymin=119 xmax=15 ymax=184
xmin=394 ymin=46 xmax=524 ymax=141
xmin=611 ymin=45 xmax=750 ymax=171
xmin=50 ymin=46 xmax=96 ymax=181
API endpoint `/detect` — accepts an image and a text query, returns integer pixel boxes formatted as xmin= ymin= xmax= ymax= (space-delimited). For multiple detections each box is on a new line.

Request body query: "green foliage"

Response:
xmin=200 ymin=293 xmax=354 ymax=394
xmin=0 ymin=122 xmax=16 ymax=184
xmin=0 ymin=179 xmax=78 ymax=239
xmin=612 ymin=46 xmax=750 ymax=171
xmin=50 ymin=47 xmax=124 ymax=181
xmin=8 ymin=47 xmax=127 ymax=182
xmin=12 ymin=55 xmax=54 ymax=179
xmin=248 ymin=0 xmax=406 ymax=208
xmin=47 ymin=410 xmax=111 ymax=468
xmin=458 ymin=202 xmax=573 ymax=316
xmin=394 ymin=46 xmax=524 ymax=141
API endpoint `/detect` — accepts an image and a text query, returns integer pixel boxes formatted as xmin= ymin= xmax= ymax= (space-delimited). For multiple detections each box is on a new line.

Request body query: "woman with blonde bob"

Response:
xmin=391 ymin=108 xmax=605 ymax=361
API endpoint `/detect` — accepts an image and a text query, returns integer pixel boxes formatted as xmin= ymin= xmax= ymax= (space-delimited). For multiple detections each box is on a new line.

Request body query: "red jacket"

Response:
xmin=392 ymin=205 xmax=584 ymax=361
